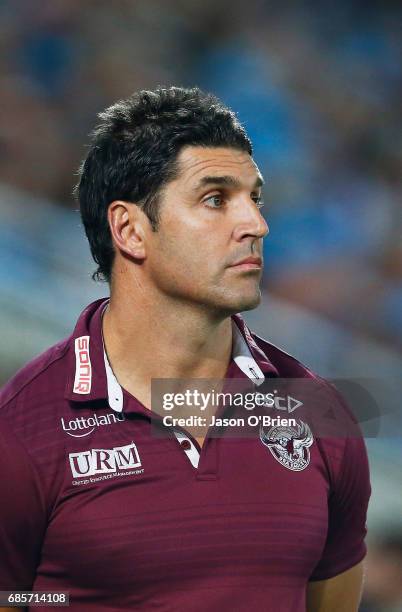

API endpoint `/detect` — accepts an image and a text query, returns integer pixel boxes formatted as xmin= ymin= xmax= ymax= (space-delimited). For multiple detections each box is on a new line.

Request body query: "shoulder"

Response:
xmin=250 ymin=329 xmax=359 ymax=420
xmin=251 ymin=329 xmax=322 ymax=380
xmin=249 ymin=327 xmax=369 ymax=487
xmin=0 ymin=335 xmax=71 ymax=416
xmin=0 ymin=336 xmax=74 ymax=522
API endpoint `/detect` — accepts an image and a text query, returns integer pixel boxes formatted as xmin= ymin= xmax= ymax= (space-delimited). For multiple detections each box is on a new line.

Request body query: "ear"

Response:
xmin=108 ymin=200 xmax=147 ymax=261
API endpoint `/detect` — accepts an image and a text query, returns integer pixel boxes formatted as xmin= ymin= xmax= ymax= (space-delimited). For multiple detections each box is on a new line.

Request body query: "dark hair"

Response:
xmin=76 ymin=86 xmax=252 ymax=283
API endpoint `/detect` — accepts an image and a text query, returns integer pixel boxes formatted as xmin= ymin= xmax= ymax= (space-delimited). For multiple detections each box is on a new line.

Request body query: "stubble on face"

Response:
xmin=144 ymin=146 xmax=268 ymax=316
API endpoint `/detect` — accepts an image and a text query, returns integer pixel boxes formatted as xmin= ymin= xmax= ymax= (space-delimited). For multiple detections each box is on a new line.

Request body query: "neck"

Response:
xmin=102 ymin=284 xmax=233 ymax=395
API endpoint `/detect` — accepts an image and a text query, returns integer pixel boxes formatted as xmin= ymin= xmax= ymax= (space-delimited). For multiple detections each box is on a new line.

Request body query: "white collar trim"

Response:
xmin=103 ymin=349 xmax=124 ymax=412
xmin=231 ymin=319 xmax=265 ymax=386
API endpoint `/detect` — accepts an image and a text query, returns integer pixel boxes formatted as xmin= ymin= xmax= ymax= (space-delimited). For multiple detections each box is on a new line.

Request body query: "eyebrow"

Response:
xmin=195 ymin=174 xmax=264 ymax=191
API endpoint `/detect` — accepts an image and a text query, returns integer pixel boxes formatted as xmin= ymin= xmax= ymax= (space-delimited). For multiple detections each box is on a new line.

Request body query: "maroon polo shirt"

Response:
xmin=0 ymin=298 xmax=370 ymax=611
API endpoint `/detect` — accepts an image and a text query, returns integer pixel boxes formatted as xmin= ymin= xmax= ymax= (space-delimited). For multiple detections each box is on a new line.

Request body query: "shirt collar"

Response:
xmin=65 ymin=299 xmax=279 ymax=412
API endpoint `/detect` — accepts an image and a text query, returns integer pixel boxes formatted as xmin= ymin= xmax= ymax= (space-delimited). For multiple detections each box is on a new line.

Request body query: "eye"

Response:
xmin=251 ymin=194 xmax=264 ymax=209
xmin=203 ymin=194 xmax=225 ymax=209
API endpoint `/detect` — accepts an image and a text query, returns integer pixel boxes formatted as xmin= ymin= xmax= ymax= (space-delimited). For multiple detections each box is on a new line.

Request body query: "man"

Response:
xmin=0 ymin=87 xmax=370 ymax=611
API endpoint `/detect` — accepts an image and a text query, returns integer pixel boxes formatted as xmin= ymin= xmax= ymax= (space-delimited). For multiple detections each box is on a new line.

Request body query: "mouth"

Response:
xmin=229 ymin=256 xmax=262 ymax=270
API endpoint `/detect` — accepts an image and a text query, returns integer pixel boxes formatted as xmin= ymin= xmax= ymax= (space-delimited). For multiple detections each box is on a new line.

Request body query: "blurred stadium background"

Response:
xmin=0 ymin=1 xmax=401 ymax=608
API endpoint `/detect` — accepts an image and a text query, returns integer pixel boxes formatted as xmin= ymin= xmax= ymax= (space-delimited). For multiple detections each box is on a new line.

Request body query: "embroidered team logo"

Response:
xmin=260 ymin=419 xmax=314 ymax=471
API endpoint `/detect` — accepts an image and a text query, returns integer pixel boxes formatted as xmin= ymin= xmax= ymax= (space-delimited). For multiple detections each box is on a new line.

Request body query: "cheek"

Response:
xmin=149 ymin=228 xmax=222 ymax=290
xmin=148 ymin=231 xmax=202 ymax=283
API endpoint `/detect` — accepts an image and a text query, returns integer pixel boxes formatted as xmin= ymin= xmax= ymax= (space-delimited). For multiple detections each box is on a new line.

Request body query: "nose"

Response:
xmin=232 ymin=197 xmax=269 ymax=242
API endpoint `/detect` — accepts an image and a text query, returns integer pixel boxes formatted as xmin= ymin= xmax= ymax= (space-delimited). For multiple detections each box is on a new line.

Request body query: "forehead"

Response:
xmin=174 ymin=146 xmax=262 ymax=188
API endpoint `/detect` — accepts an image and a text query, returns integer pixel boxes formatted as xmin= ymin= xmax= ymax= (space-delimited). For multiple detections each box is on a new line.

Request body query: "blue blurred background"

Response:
xmin=0 ymin=1 xmax=401 ymax=608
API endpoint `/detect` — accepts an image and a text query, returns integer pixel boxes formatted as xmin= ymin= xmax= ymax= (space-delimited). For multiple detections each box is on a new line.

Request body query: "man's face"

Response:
xmin=145 ymin=146 xmax=269 ymax=316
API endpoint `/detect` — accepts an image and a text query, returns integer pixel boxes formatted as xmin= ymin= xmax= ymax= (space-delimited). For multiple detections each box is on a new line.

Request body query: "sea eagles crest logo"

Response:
xmin=260 ymin=419 xmax=314 ymax=471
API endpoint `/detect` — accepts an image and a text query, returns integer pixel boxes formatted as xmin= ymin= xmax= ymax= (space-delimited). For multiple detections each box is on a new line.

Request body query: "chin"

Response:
xmin=236 ymin=292 xmax=262 ymax=312
xmin=213 ymin=289 xmax=262 ymax=316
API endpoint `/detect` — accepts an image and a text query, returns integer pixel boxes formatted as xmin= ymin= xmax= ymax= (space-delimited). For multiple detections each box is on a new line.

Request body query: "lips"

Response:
xmin=230 ymin=256 xmax=262 ymax=267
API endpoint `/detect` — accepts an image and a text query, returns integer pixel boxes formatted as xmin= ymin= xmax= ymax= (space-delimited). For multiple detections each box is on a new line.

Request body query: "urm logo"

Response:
xmin=69 ymin=442 xmax=141 ymax=478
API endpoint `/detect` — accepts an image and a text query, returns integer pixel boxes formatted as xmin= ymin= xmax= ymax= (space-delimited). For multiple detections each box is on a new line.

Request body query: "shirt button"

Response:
xmin=180 ymin=439 xmax=192 ymax=450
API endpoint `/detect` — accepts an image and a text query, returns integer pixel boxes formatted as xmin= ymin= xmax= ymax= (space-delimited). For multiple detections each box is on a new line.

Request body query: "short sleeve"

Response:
xmin=310 ymin=433 xmax=371 ymax=581
xmin=0 ymin=414 xmax=47 ymax=590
